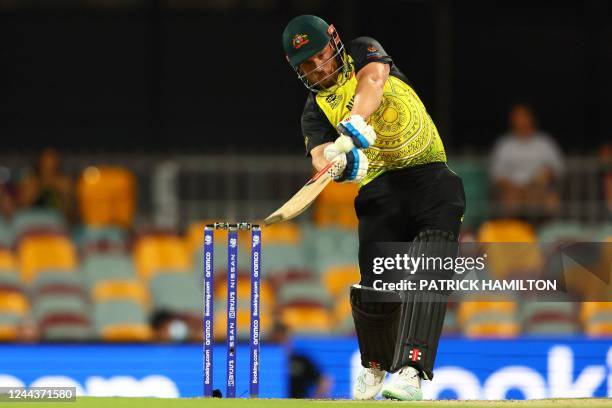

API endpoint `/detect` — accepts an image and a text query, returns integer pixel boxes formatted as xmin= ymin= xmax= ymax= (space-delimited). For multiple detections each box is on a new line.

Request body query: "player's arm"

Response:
xmin=336 ymin=37 xmax=392 ymax=149
xmin=311 ymin=143 xmax=332 ymax=172
xmin=351 ymin=61 xmax=390 ymax=120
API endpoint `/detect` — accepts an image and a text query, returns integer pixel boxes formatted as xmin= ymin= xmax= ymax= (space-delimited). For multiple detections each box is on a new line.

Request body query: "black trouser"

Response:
xmin=354 ymin=162 xmax=466 ymax=287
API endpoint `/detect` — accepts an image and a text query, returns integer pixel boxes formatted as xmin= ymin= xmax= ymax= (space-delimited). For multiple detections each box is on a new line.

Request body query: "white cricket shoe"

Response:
xmin=353 ymin=367 xmax=386 ymax=400
xmin=381 ymin=366 xmax=423 ymax=401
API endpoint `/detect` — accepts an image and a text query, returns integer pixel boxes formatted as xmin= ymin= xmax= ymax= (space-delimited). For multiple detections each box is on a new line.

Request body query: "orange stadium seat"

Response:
xmin=18 ymin=235 xmax=77 ymax=282
xmin=314 ymin=183 xmax=359 ymax=228
xmin=281 ymin=304 xmax=333 ymax=333
xmin=585 ymin=322 xmax=612 ymax=337
xmin=77 ymin=166 xmax=136 ymax=228
xmin=261 ymin=223 xmax=301 ymax=245
xmin=91 ymin=280 xmax=150 ymax=307
xmin=134 ymin=235 xmax=191 ymax=279
xmin=0 ymin=325 xmax=18 ymax=341
xmin=580 ymin=302 xmax=612 ymax=323
xmin=0 ymin=291 xmax=29 ymax=316
xmin=477 ymin=219 xmax=541 ymax=278
xmin=0 ymin=249 xmax=15 ymax=270
xmin=323 ymin=265 xmax=360 ymax=298
xmin=458 ymin=301 xmax=517 ymax=326
xmin=464 ymin=321 xmax=520 ymax=338
xmin=101 ymin=323 xmax=153 ymax=342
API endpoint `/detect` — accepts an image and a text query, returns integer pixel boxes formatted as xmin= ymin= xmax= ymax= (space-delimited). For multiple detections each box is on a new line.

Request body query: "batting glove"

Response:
xmin=326 ymin=147 xmax=369 ymax=184
xmin=337 ymin=114 xmax=377 ymax=149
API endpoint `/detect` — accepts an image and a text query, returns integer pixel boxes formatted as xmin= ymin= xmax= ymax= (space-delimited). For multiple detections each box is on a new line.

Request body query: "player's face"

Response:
xmin=299 ymin=43 xmax=339 ymax=89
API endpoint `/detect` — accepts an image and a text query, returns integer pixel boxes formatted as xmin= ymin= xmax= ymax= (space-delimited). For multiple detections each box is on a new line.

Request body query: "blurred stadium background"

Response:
xmin=0 ymin=0 xmax=611 ymax=400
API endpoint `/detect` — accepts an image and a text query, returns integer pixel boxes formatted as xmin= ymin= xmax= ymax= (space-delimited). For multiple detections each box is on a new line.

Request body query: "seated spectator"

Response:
xmin=490 ymin=104 xmax=564 ymax=219
xmin=0 ymin=182 xmax=17 ymax=222
xmin=151 ymin=310 xmax=200 ymax=343
xmin=18 ymin=148 xmax=74 ymax=220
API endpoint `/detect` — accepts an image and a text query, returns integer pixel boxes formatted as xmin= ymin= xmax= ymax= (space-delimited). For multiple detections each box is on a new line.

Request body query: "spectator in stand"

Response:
xmin=18 ymin=148 xmax=74 ymax=220
xmin=490 ymin=103 xmax=564 ymax=219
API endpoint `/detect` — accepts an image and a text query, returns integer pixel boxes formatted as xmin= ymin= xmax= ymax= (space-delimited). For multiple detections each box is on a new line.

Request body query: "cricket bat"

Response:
xmin=263 ymin=161 xmax=341 ymax=226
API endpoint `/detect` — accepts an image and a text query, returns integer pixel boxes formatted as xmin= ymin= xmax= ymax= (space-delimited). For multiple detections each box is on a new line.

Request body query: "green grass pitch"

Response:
xmin=10 ymin=397 xmax=612 ymax=408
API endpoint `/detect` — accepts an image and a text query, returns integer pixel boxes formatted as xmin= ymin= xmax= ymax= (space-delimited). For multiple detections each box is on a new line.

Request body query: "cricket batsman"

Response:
xmin=282 ymin=15 xmax=466 ymax=400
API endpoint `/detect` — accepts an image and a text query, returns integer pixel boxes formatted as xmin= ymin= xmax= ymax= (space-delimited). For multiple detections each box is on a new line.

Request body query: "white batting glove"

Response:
xmin=337 ymin=114 xmax=377 ymax=149
xmin=326 ymin=148 xmax=369 ymax=184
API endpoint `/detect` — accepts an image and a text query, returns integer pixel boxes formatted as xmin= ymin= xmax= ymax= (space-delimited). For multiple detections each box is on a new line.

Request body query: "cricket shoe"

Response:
xmin=352 ymin=366 xmax=386 ymax=400
xmin=381 ymin=366 xmax=423 ymax=401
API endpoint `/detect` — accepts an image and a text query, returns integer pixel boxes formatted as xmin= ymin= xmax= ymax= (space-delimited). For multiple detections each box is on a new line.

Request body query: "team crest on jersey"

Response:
xmin=292 ymin=33 xmax=309 ymax=49
xmin=366 ymin=45 xmax=382 ymax=60
xmin=325 ymin=93 xmax=343 ymax=109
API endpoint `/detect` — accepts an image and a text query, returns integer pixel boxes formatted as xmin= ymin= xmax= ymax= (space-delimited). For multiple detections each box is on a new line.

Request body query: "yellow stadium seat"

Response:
xmin=585 ymin=322 xmax=612 ymax=337
xmin=323 ymin=265 xmax=360 ymax=298
xmin=477 ymin=219 xmax=541 ymax=278
xmin=18 ymin=235 xmax=77 ymax=282
xmin=134 ymin=235 xmax=191 ymax=279
xmin=580 ymin=302 xmax=612 ymax=323
xmin=478 ymin=219 xmax=537 ymax=242
xmin=465 ymin=322 xmax=520 ymax=338
xmin=0 ymin=249 xmax=15 ymax=269
xmin=262 ymin=223 xmax=301 ymax=245
xmin=281 ymin=305 xmax=333 ymax=333
xmin=318 ymin=182 xmax=359 ymax=205
xmin=458 ymin=301 xmax=517 ymax=326
xmin=92 ymin=280 xmax=149 ymax=306
xmin=101 ymin=324 xmax=153 ymax=342
xmin=314 ymin=182 xmax=359 ymax=228
xmin=0 ymin=325 xmax=18 ymax=341
xmin=77 ymin=166 xmax=136 ymax=228
xmin=0 ymin=292 xmax=29 ymax=315
xmin=333 ymin=294 xmax=352 ymax=324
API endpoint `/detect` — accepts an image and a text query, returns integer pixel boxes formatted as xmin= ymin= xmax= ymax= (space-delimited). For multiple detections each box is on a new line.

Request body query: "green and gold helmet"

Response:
xmin=281 ymin=15 xmax=352 ymax=93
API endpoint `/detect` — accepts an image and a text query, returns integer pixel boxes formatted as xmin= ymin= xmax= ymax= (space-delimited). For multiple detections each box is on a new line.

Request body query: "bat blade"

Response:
xmin=263 ymin=162 xmax=336 ymax=226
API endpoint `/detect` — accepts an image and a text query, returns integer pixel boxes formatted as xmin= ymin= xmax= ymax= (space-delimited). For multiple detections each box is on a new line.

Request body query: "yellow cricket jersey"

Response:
xmin=301 ymin=37 xmax=446 ymax=187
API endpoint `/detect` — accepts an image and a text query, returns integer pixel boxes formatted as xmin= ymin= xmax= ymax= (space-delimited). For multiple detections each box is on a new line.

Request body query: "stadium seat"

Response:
xmin=0 ymin=324 xmax=18 ymax=341
xmin=464 ymin=321 xmax=520 ymax=338
xmin=477 ymin=219 xmax=541 ymax=278
xmin=0 ymin=291 xmax=29 ymax=316
xmin=0 ymin=248 xmax=15 ymax=270
xmin=18 ymin=234 xmax=77 ymax=282
xmin=33 ymin=295 xmax=90 ymax=322
xmin=101 ymin=324 xmax=153 ymax=342
xmin=521 ymin=301 xmax=578 ymax=335
xmin=262 ymin=223 xmax=301 ymax=245
xmin=538 ymin=221 xmax=591 ymax=243
xmin=92 ymin=280 xmax=149 ymax=307
xmin=149 ymin=272 xmax=201 ymax=313
xmin=323 ymin=265 xmax=360 ymax=298
xmin=313 ymin=183 xmax=359 ymax=228
xmin=81 ymin=254 xmax=136 ymax=289
xmin=12 ymin=208 xmax=66 ymax=238
xmin=581 ymin=302 xmax=612 ymax=324
xmin=458 ymin=301 xmax=517 ymax=327
xmin=39 ymin=314 xmax=94 ymax=341
xmin=278 ymin=281 xmax=331 ymax=307
xmin=76 ymin=226 xmax=129 ymax=254
xmin=134 ymin=235 xmax=191 ymax=279
xmin=93 ymin=301 xmax=149 ymax=337
xmin=0 ymin=270 xmax=21 ymax=292
xmin=77 ymin=166 xmax=136 ymax=228
xmin=262 ymin=245 xmax=307 ymax=276
xmin=281 ymin=304 xmax=333 ymax=334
